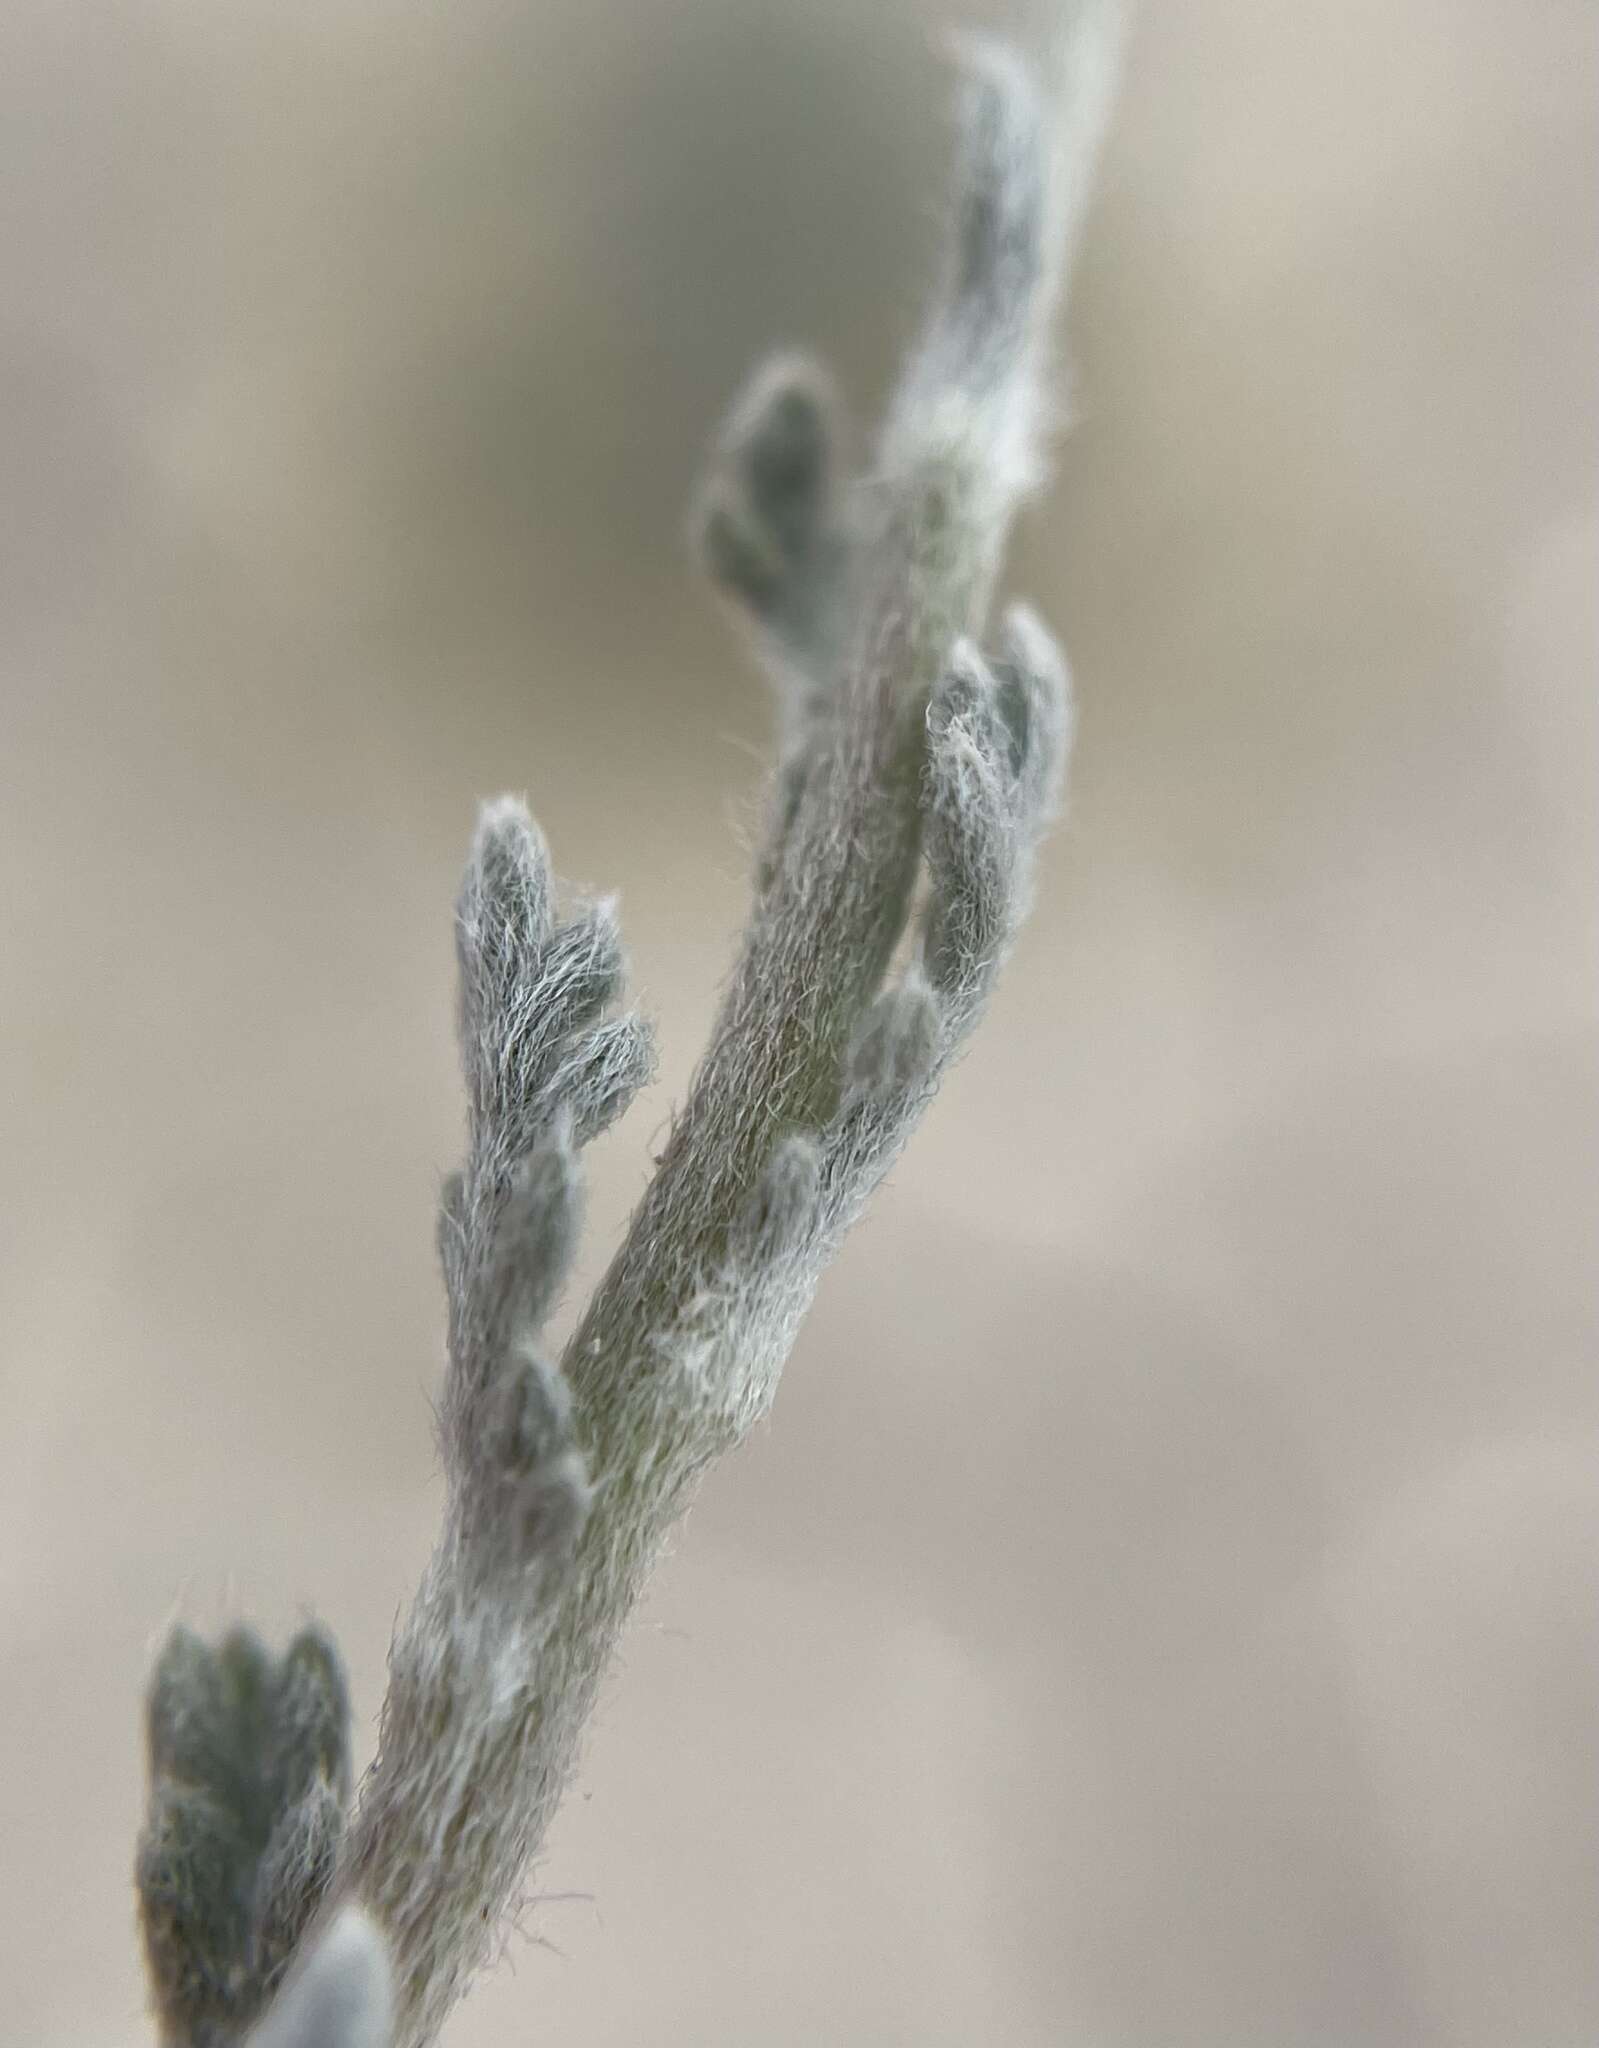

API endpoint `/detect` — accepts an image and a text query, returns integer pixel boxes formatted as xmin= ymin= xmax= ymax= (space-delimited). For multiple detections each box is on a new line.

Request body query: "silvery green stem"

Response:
xmin=139 ymin=17 xmax=1118 ymax=2044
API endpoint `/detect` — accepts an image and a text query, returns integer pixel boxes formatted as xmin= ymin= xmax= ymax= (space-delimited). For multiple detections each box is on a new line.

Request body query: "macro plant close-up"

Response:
xmin=3 ymin=3 xmax=1595 ymax=2046
xmin=135 ymin=23 xmax=1115 ymax=2042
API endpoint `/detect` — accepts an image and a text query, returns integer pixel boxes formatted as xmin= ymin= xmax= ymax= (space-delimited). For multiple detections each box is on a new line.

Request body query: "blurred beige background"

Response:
xmin=2 ymin=2 xmax=1596 ymax=2043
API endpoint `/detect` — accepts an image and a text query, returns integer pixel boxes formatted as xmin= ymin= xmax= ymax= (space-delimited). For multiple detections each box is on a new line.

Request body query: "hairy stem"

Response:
xmin=160 ymin=20 xmax=1121 ymax=2048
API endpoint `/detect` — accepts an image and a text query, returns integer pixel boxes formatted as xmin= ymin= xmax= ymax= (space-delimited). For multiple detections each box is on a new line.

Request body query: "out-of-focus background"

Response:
xmin=2 ymin=2 xmax=1595 ymax=2043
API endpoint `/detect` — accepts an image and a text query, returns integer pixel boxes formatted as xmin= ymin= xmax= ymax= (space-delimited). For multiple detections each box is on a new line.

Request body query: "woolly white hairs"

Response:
xmin=244 ymin=1910 xmax=392 ymax=2048
xmin=134 ymin=13 xmax=1119 ymax=2044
